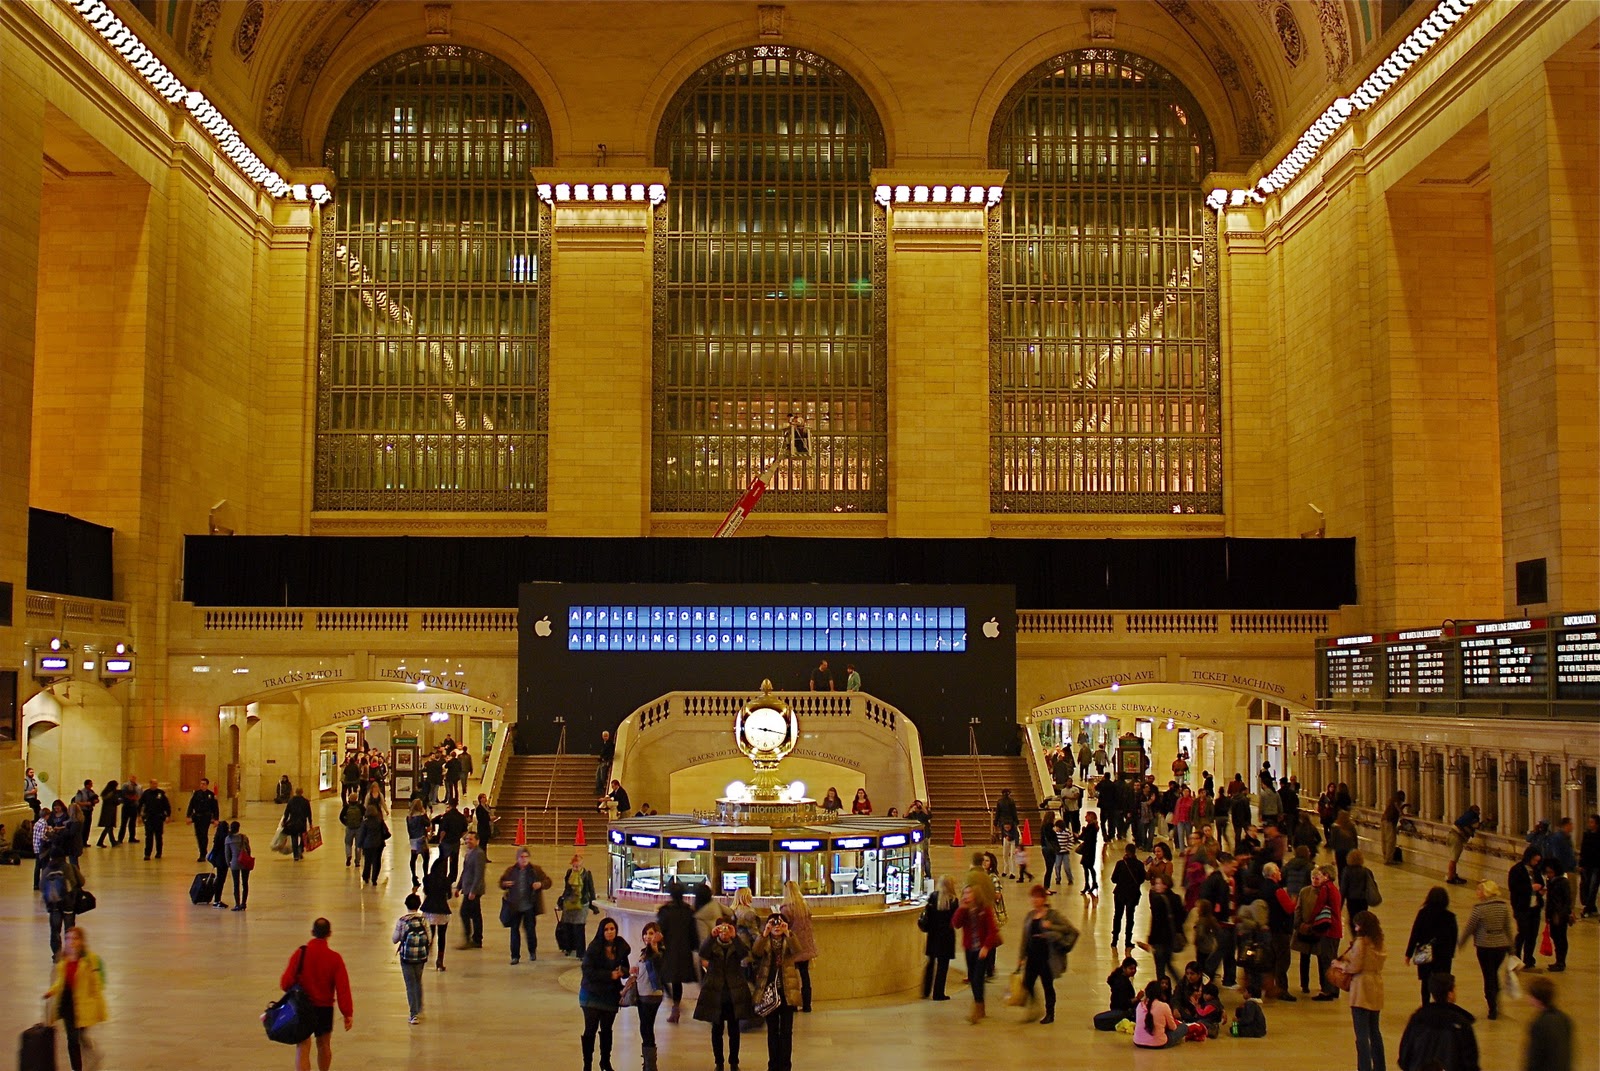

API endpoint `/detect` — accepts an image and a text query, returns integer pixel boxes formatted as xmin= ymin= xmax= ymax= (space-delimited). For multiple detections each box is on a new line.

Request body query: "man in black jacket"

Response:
xmin=1507 ymin=848 xmax=1545 ymax=971
xmin=431 ymin=800 xmax=470 ymax=882
xmin=1397 ymin=973 xmax=1480 ymax=1071
xmin=282 ymin=787 xmax=314 ymax=860
xmin=1109 ymin=844 xmax=1146 ymax=954
xmin=1200 ymin=852 xmax=1240 ymax=986
xmin=186 ymin=777 xmax=220 ymax=861
xmin=992 ymin=788 xmax=1019 ymax=843
xmin=139 ymin=779 xmax=172 ymax=859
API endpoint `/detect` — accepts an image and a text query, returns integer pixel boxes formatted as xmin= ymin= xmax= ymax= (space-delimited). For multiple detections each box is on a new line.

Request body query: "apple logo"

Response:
xmin=534 ymin=616 xmax=553 ymax=638
xmin=982 ymin=617 xmax=1000 ymax=640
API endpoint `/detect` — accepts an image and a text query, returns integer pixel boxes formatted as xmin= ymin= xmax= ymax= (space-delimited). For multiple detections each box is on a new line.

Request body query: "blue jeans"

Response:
xmin=400 ymin=961 xmax=424 ymax=1017
xmin=1352 ymin=1007 xmax=1385 ymax=1071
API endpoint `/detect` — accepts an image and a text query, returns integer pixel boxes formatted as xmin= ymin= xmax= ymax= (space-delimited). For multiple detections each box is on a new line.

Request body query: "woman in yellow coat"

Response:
xmin=43 ymin=926 xmax=107 ymax=1071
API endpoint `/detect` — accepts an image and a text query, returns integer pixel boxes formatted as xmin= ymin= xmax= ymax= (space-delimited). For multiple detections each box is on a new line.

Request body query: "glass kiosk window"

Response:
xmin=879 ymin=837 xmax=921 ymax=903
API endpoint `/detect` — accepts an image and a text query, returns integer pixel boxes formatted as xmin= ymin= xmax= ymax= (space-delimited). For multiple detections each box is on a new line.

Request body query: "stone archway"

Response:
xmin=22 ymin=679 xmax=126 ymax=806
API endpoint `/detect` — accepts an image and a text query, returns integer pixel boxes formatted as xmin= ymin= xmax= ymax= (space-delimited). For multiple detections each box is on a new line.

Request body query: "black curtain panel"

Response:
xmin=182 ymin=534 xmax=1357 ymax=611
xmin=27 ymin=508 xmax=114 ymax=601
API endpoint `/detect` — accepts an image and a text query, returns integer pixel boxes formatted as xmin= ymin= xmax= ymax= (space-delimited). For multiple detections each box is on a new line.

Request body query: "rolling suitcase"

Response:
xmin=20 ymin=1007 xmax=57 ymax=1071
xmin=190 ymin=872 xmax=217 ymax=904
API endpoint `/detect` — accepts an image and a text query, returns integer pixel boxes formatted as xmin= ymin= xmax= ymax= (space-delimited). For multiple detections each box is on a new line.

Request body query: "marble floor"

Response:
xmin=2 ymin=799 xmax=1594 ymax=1070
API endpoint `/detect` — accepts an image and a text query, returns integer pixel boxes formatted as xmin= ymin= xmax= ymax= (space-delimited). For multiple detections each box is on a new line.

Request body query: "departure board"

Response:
xmin=563 ymin=604 xmax=968 ymax=653
xmin=1385 ymin=630 xmax=1450 ymax=697
xmin=1318 ymin=612 xmax=1600 ymax=708
xmin=1324 ymin=639 xmax=1379 ymax=698
xmin=1458 ymin=631 xmax=1548 ymax=697
xmin=1555 ymin=613 xmax=1600 ymax=700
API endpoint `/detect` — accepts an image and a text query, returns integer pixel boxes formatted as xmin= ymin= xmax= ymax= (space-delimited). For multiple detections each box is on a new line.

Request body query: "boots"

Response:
xmin=967 ymin=1000 xmax=986 ymax=1024
xmin=598 ymin=1032 xmax=615 ymax=1071
xmin=641 ymin=1045 xmax=658 ymax=1071
xmin=581 ymin=1034 xmax=594 ymax=1071
xmin=666 ymin=1001 xmax=681 ymax=1024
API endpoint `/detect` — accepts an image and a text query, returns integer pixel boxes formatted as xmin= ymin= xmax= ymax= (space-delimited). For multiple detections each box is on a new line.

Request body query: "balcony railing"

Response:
xmin=1016 ymin=610 xmax=1336 ymax=637
xmin=183 ymin=605 xmax=1335 ymax=639
xmin=24 ymin=592 xmax=129 ymax=631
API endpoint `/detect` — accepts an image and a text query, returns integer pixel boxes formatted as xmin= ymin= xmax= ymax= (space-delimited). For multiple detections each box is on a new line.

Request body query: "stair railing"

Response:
xmin=967 ymin=718 xmax=991 ymax=817
xmin=544 ymin=717 xmax=567 ymax=812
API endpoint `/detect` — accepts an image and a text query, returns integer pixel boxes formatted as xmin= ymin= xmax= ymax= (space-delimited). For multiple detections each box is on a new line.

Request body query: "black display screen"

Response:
xmin=519 ymin=582 xmax=1016 ymax=755
xmin=1555 ymin=622 xmax=1600 ymax=700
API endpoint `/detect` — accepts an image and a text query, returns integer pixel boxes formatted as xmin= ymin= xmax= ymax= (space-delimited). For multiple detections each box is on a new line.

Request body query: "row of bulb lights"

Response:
xmin=69 ymin=0 xmax=331 ymax=206
xmin=535 ymin=182 xmax=668 ymax=205
xmin=874 ymin=184 xmax=1005 ymax=207
xmin=1207 ymin=0 xmax=1479 ymax=211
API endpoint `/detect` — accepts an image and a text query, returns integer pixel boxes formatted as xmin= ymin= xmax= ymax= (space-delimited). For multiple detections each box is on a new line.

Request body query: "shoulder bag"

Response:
xmin=263 ymin=947 xmax=316 ymax=1045
xmin=1324 ymin=942 xmax=1356 ymax=992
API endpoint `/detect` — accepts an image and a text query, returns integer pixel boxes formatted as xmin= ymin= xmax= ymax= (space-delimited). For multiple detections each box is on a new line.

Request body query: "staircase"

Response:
xmin=922 ymin=755 xmax=1037 ymax=848
xmin=493 ymin=754 xmax=601 ymax=845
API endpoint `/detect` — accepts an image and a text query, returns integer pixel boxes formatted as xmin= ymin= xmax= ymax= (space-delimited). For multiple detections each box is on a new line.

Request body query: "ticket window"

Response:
xmin=665 ymin=850 xmax=711 ymax=892
xmin=717 ymin=854 xmax=757 ymax=896
xmin=771 ymin=851 xmax=824 ymax=896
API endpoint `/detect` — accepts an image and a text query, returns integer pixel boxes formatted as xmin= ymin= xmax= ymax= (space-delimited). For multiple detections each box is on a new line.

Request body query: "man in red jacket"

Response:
xmin=280 ymin=917 xmax=354 ymax=1070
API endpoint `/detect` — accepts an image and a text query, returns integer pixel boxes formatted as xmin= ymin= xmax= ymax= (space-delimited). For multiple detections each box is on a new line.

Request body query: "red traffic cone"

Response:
xmin=1021 ymin=818 xmax=1033 ymax=847
xmin=574 ymin=818 xmax=587 ymax=846
xmin=951 ymin=818 xmax=964 ymax=847
xmin=515 ymin=816 xmax=527 ymax=846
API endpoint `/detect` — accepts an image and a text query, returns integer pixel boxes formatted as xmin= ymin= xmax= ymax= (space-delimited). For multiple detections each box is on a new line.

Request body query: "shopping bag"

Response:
xmin=1502 ymin=958 xmax=1523 ymax=999
xmin=304 ymin=825 xmax=323 ymax=853
xmin=271 ymin=825 xmax=292 ymax=855
xmin=1538 ymin=924 xmax=1554 ymax=958
xmin=1004 ymin=969 xmax=1028 ymax=1007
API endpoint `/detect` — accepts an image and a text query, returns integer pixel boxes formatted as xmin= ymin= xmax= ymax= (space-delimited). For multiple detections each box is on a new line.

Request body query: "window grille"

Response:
xmin=653 ymin=46 xmax=887 ymax=513
xmin=316 ymin=46 xmax=550 ymax=510
xmin=989 ymin=50 xmax=1221 ymax=514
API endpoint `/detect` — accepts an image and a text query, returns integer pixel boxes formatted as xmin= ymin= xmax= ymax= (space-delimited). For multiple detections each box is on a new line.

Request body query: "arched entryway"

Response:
xmin=22 ymin=679 xmax=126 ymax=807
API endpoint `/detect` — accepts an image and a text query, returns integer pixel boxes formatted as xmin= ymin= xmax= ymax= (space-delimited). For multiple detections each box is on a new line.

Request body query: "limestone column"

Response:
xmin=0 ymin=41 xmax=45 ymax=724
xmin=1487 ymin=59 xmax=1600 ymax=610
xmin=1443 ymin=751 xmax=1463 ymax=827
xmin=1469 ymin=752 xmax=1493 ymax=826
xmin=1528 ymin=756 xmax=1551 ymax=829
xmin=876 ymin=171 xmax=1003 ymax=537
xmin=1497 ymin=757 xmax=1520 ymax=836
xmin=1376 ymin=746 xmax=1396 ymax=809
xmin=1419 ymin=751 xmax=1440 ymax=822
xmin=537 ymin=172 xmax=664 ymax=536
xmin=1561 ymin=760 xmax=1584 ymax=826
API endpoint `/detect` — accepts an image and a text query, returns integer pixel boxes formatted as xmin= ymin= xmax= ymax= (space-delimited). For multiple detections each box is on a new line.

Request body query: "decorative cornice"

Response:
xmin=532 ymin=168 xmax=671 ymax=206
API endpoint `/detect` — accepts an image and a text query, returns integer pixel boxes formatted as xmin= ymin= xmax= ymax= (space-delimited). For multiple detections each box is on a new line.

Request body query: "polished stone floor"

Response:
xmin=2 ymin=798 xmax=1594 ymax=1070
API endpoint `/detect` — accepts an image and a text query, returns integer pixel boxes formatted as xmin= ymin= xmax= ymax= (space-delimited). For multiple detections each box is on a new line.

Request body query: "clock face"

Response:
xmin=742 ymin=707 xmax=790 ymax=752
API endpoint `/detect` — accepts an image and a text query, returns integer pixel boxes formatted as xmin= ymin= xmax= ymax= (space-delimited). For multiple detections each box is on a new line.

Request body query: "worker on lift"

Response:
xmin=785 ymin=412 xmax=810 ymax=457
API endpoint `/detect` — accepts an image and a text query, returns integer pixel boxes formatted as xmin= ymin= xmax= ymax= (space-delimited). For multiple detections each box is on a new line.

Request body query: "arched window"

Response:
xmin=990 ymin=50 xmax=1220 ymax=513
xmin=316 ymin=47 xmax=551 ymax=511
xmin=653 ymin=46 xmax=886 ymax=514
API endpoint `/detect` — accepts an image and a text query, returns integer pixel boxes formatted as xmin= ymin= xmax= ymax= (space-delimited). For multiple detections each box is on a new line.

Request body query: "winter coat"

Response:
xmin=421 ymin=866 xmax=453 ymax=915
xmin=499 ymin=863 xmax=552 ymax=914
xmin=1111 ymin=857 xmax=1147 ymax=904
xmin=1545 ymin=871 xmax=1573 ymax=924
xmin=694 ymin=935 xmax=754 ymax=1022
xmin=1405 ymin=904 xmax=1457 ymax=970
xmin=1019 ymin=907 xmax=1076 ymax=978
xmin=1147 ymin=889 xmax=1188 ymax=948
xmin=579 ymin=936 xmax=632 ymax=1011
xmin=779 ymin=905 xmax=819 ymax=962
xmin=1397 ymin=1001 xmax=1480 ymax=1071
xmin=921 ymin=892 xmax=957 ymax=959
xmin=46 ymin=953 xmax=108 ymax=1029
xmin=1342 ymin=936 xmax=1386 ymax=1011
xmin=281 ymin=795 xmax=312 ymax=836
xmin=655 ymin=899 xmax=700 ymax=985
xmin=1457 ymin=898 xmax=1514 ymax=951
xmin=751 ymin=933 xmax=804 ymax=1008
xmin=695 ymin=898 xmax=734 ymax=945
xmin=358 ymin=814 xmax=390 ymax=852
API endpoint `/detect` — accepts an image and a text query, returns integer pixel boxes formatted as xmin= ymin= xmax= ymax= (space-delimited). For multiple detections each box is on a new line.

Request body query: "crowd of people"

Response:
xmin=14 ymin=750 xmax=1594 ymax=1071
xmin=907 ymin=745 xmax=1588 ymax=1071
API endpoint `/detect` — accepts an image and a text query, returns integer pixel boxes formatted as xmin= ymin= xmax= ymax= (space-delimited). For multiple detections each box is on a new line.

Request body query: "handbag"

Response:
xmin=1325 ymin=944 xmax=1355 ymax=992
xmin=1538 ymin=924 xmax=1554 ymax=958
xmin=917 ymin=905 xmax=929 ymax=933
xmin=1004 ymin=968 xmax=1028 ymax=1007
xmin=240 ymin=849 xmax=257 ymax=872
xmin=72 ymin=888 xmax=97 ymax=915
xmin=499 ymin=899 xmax=516 ymax=928
xmin=753 ymin=974 xmax=783 ymax=1017
xmin=618 ymin=977 xmax=639 ymax=1008
xmin=262 ymin=947 xmax=316 ymax=1045
xmin=1411 ymin=942 xmax=1433 ymax=966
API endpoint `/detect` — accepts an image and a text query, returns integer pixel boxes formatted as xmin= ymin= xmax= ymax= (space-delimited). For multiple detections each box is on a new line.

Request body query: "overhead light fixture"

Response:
xmin=535 ymin=182 xmax=668 ymax=206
